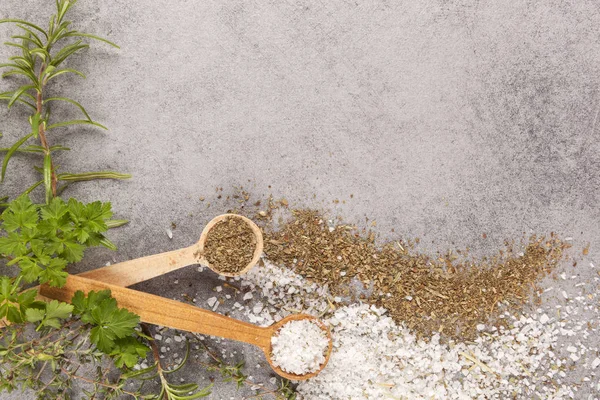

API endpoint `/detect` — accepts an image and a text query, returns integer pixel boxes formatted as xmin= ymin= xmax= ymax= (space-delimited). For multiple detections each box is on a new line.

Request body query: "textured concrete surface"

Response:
xmin=1 ymin=0 xmax=600 ymax=398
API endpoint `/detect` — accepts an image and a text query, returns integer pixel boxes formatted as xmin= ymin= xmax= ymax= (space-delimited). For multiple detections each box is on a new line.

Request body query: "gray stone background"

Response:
xmin=1 ymin=0 xmax=599 ymax=398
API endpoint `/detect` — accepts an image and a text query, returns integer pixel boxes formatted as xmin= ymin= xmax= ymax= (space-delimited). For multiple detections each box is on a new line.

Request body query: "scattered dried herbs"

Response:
xmin=262 ymin=209 xmax=567 ymax=340
xmin=204 ymin=216 xmax=256 ymax=274
xmin=210 ymin=189 xmax=568 ymax=340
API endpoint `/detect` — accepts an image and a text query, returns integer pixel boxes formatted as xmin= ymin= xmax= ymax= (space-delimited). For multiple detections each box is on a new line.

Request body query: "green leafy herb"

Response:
xmin=25 ymin=299 xmax=73 ymax=330
xmin=72 ymin=289 xmax=148 ymax=365
xmin=0 ymin=195 xmax=115 ymax=287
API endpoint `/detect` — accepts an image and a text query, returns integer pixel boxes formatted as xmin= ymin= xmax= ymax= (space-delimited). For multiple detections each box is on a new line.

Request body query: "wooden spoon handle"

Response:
xmin=78 ymin=246 xmax=200 ymax=287
xmin=39 ymin=274 xmax=272 ymax=350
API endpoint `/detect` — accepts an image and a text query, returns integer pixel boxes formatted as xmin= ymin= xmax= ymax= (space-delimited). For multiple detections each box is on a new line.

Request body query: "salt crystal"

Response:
xmin=207 ymin=297 xmax=217 ymax=307
xmin=243 ymin=292 xmax=254 ymax=300
xmin=591 ymin=358 xmax=600 ymax=369
xmin=539 ymin=314 xmax=549 ymax=324
xmin=253 ymin=302 xmax=264 ymax=314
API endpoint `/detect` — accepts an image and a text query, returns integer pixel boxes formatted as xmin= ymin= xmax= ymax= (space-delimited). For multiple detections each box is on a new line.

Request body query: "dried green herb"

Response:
xmin=261 ymin=208 xmax=566 ymax=340
xmin=204 ymin=216 xmax=256 ymax=273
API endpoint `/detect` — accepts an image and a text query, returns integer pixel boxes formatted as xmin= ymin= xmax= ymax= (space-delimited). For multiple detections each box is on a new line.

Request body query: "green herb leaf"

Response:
xmin=63 ymin=31 xmax=120 ymax=48
xmin=60 ymin=240 xmax=85 ymax=262
xmin=38 ymin=257 xmax=68 ymax=287
xmin=18 ymin=257 xmax=43 ymax=283
xmin=25 ymin=307 xmax=45 ymax=323
xmin=46 ymin=119 xmax=107 ymax=131
xmin=27 ymin=299 xmax=73 ymax=329
xmin=40 ymin=197 xmax=68 ymax=220
xmin=110 ymin=337 xmax=149 ymax=368
xmin=89 ymin=296 xmax=140 ymax=352
xmin=8 ymin=84 xmax=36 ymax=108
xmin=45 ymin=68 xmax=86 ymax=82
xmin=71 ymin=289 xmax=111 ymax=324
xmin=0 ymin=231 xmax=27 ymax=255
xmin=43 ymin=153 xmax=53 ymax=204
xmin=1 ymin=132 xmax=35 ymax=182
xmin=45 ymin=97 xmax=91 ymax=121
xmin=0 ymin=19 xmax=48 ymax=39
xmin=44 ymin=299 xmax=73 ymax=320
xmin=1 ymin=194 xmax=38 ymax=231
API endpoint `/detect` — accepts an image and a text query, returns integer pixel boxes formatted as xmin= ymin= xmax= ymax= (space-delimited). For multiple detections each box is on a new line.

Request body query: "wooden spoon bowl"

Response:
xmin=264 ymin=314 xmax=333 ymax=381
xmin=196 ymin=213 xmax=263 ymax=277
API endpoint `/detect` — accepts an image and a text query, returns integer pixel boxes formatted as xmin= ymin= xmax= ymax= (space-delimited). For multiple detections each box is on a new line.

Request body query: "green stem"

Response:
xmin=35 ymin=62 xmax=57 ymax=201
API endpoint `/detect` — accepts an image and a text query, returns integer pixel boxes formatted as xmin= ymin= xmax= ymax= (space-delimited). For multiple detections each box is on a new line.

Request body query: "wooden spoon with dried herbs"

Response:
xmin=79 ymin=213 xmax=263 ymax=285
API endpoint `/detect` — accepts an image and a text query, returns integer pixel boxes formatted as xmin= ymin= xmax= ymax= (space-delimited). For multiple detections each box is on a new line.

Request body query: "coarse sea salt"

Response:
xmin=270 ymin=319 xmax=329 ymax=375
xmin=221 ymin=259 xmax=600 ymax=399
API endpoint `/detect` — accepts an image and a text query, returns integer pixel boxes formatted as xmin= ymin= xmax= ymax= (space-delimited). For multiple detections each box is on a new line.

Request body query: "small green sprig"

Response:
xmin=212 ymin=360 xmax=248 ymax=389
xmin=0 ymin=0 xmax=129 ymax=204
xmin=129 ymin=331 xmax=212 ymax=400
xmin=196 ymin=339 xmax=298 ymax=399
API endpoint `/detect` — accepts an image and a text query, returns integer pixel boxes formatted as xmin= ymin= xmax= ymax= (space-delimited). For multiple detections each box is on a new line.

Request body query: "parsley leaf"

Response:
xmin=110 ymin=337 xmax=149 ymax=368
xmin=73 ymin=290 xmax=141 ymax=354
xmin=40 ymin=197 xmax=68 ymax=221
xmin=1 ymin=195 xmax=38 ymax=232
xmin=17 ymin=257 xmax=43 ymax=283
xmin=26 ymin=299 xmax=73 ymax=330
xmin=38 ymin=258 xmax=68 ymax=287
xmin=71 ymin=289 xmax=112 ymax=323
xmin=0 ymin=231 xmax=28 ymax=256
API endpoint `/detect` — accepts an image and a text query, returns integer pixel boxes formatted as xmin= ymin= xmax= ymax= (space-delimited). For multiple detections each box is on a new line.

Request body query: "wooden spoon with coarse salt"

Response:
xmin=40 ymin=274 xmax=333 ymax=380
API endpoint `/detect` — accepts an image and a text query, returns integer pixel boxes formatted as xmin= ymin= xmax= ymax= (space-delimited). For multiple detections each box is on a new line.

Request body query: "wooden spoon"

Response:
xmin=78 ymin=213 xmax=264 ymax=286
xmin=40 ymin=274 xmax=332 ymax=381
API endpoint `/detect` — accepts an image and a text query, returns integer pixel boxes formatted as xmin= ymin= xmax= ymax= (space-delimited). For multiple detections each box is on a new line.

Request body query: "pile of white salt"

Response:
xmin=270 ymin=319 xmax=329 ymax=375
